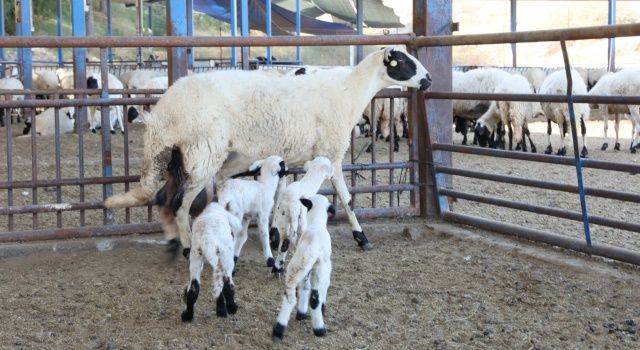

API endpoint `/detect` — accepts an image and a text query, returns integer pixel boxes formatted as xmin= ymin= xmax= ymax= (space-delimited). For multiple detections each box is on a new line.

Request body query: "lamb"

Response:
xmin=539 ymin=69 xmax=591 ymax=157
xmin=104 ymin=47 xmax=431 ymax=257
xmin=452 ymin=68 xmax=512 ymax=145
xmin=217 ymin=156 xmax=288 ymax=268
xmin=0 ymin=77 xmax=25 ymax=127
xmin=270 ymin=156 xmax=334 ymax=275
xmin=21 ymin=107 xmax=75 ymax=136
xmin=589 ymin=68 xmax=640 ymax=152
xmin=272 ymin=195 xmax=334 ymax=341
xmin=180 ymin=202 xmax=241 ymax=322
xmin=86 ymin=72 xmax=125 ymax=134
xmin=474 ymin=74 xmax=544 ymax=152
xmin=126 ymin=76 xmax=168 ymax=123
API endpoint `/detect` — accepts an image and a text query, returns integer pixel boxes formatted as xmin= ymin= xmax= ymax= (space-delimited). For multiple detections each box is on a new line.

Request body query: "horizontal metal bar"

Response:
xmin=0 ymin=88 xmax=165 ymax=96
xmin=0 ymin=34 xmax=414 ymax=48
xmin=433 ymin=144 xmax=640 ymax=174
xmin=0 ymin=175 xmax=140 ymax=190
xmin=440 ymin=188 xmax=640 ymax=232
xmin=0 ymin=97 xmax=158 ymax=109
xmin=436 ymin=166 xmax=640 ymax=203
xmin=318 ymin=183 xmax=414 ymax=196
xmin=414 ymin=23 xmax=640 ymax=47
xmin=424 ymin=91 xmax=640 ymax=105
xmin=0 ymin=223 xmax=162 ymax=243
xmin=442 ymin=211 xmax=640 ymax=266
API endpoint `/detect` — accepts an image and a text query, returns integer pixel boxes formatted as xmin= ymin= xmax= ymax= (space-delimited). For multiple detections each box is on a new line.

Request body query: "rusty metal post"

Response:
xmin=240 ymin=0 xmax=250 ymax=69
xmin=412 ymin=0 xmax=453 ymax=217
xmin=72 ymin=0 xmax=87 ymax=225
xmin=511 ymin=0 xmax=517 ymax=67
xmin=99 ymin=48 xmax=114 ymax=225
xmin=166 ymin=1 xmax=188 ymax=84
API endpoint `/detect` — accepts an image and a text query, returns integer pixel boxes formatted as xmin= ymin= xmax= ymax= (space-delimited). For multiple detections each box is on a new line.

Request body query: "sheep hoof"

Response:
xmin=544 ymin=146 xmax=553 ymax=155
xmin=181 ymin=310 xmax=194 ymax=322
xmin=601 ymin=143 xmax=608 ymax=151
xmin=580 ymin=147 xmax=588 ymax=158
xmin=166 ymin=238 xmax=180 ymax=259
xmin=614 ymin=143 xmax=621 ymax=151
xmin=91 ymin=129 xmax=97 ymax=134
xmin=271 ymin=266 xmax=284 ymax=276
xmin=352 ymin=231 xmax=373 ymax=251
xmin=266 ymin=257 xmax=275 ymax=267
xmin=556 ymin=147 xmax=567 ymax=156
xmin=226 ymin=301 xmax=238 ymax=315
xmin=182 ymin=248 xmax=191 ymax=259
xmin=631 ymin=147 xmax=637 ymax=154
xmin=272 ymin=323 xmax=286 ymax=342
xmin=216 ymin=294 xmax=228 ymax=317
xmin=110 ymin=130 xmax=116 ymax=135
xmin=313 ymin=327 xmax=327 ymax=337
xmin=296 ymin=312 xmax=308 ymax=321
xmin=121 ymin=130 xmax=125 ymax=135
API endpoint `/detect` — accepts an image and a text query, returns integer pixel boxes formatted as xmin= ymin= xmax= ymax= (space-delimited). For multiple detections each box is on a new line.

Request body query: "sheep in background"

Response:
xmin=272 ymin=195 xmax=335 ymax=342
xmin=104 ymin=47 xmax=431 ymax=256
xmin=475 ymin=74 xmax=544 ymax=152
xmin=86 ymin=72 xmax=125 ymax=134
xmin=0 ymin=77 xmax=25 ymax=127
xmin=217 ymin=156 xmax=288 ymax=269
xmin=21 ymin=107 xmax=75 ymax=137
xmin=587 ymin=68 xmax=608 ymax=91
xmin=126 ymin=76 xmax=168 ymax=123
xmin=181 ymin=202 xmax=241 ymax=322
xmin=270 ymin=156 xmax=334 ymax=275
xmin=524 ymin=68 xmax=547 ymax=93
xmin=362 ymin=96 xmax=408 ymax=152
xmin=127 ymin=69 xmax=167 ymax=90
xmin=539 ymin=69 xmax=591 ymax=157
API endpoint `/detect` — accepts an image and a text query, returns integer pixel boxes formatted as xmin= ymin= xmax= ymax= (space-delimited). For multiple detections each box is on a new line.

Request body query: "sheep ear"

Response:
xmin=383 ymin=47 xmax=395 ymax=63
xmin=300 ymin=198 xmax=313 ymax=211
xmin=248 ymin=159 xmax=264 ymax=172
xmin=327 ymin=204 xmax=336 ymax=218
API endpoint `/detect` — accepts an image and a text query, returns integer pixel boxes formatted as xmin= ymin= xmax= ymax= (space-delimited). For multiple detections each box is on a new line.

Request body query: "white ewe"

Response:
xmin=104 ymin=47 xmax=431 ymax=255
xmin=21 ymin=107 xmax=75 ymax=137
xmin=0 ymin=77 xmax=25 ymax=127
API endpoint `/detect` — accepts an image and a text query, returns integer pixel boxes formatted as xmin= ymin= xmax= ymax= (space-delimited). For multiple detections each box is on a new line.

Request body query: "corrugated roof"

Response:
xmin=274 ymin=0 xmax=403 ymax=28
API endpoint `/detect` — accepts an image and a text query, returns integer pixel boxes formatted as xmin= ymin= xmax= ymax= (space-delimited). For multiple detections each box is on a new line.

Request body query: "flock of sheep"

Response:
xmin=453 ymin=66 xmax=640 ymax=156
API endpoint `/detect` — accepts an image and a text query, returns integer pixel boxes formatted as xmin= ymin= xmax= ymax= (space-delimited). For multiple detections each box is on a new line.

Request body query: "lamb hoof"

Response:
xmin=313 ymin=327 xmax=327 ymax=337
xmin=352 ymin=231 xmax=373 ymax=251
xmin=271 ymin=266 xmax=284 ymax=276
xmin=601 ymin=143 xmax=608 ymax=151
xmin=226 ymin=301 xmax=238 ymax=315
xmin=631 ymin=147 xmax=637 ymax=154
xmin=166 ymin=238 xmax=180 ymax=259
xmin=266 ymin=257 xmax=275 ymax=267
xmin=556 ymin=147 xmax=566 ymax=156
xmin=182 ymin=248 xmax=191 ymax=259
xmin=296 ymin=312 xmax=308 ymax=321
xmin=580 ymin=147 xmax=588 ymax=158
xmin=393 ymin=144 xmax=399 ymax=152
xmin=181 ymin=310 xmax=194 ymax=322
xmin=121 ymin=130 xmax=125 ymax=135
xmin=91 ymin=129 xmax=97 ymax=134
xmin=110 ymin=130 xmax=116 ymax=135
xmin=272 ymin=323 xmax=286 ymax=342
xmin=544 ymin=145 xmax=553 ymax=155
xmin=614 ymin=142 xmax=621 ymax=151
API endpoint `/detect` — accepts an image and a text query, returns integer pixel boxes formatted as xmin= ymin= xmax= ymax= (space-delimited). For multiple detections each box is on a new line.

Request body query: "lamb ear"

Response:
xmin=383 ymin=47 xmax=395 ymax=63
xmin=248 ymin=159 xmax=264 ymax=172
xmin=300 ymin=198 xmax=313 ymax=211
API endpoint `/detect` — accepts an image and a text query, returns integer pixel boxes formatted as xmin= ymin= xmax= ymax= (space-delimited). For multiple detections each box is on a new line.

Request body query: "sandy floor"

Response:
xmin=1 ymin=219 xmax=639 ymax=349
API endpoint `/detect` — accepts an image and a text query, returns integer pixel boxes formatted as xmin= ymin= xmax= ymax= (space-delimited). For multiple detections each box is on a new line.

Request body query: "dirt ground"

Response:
xmin=1 ymin=219 xmax=639 ymax=349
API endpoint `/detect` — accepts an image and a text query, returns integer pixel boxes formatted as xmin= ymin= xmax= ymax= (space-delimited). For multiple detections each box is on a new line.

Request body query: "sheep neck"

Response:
xmin=258 ymin=174 xmax=280 ymax=197
xmin=344 ymin=52 xmax=390 ymax=128
xmin=298 ymin=171 xmax=329 ymax=193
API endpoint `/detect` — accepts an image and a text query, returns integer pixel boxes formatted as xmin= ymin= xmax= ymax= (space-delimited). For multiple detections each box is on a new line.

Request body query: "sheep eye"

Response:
xmin=390 ymin=60 xmax=398 ymax=67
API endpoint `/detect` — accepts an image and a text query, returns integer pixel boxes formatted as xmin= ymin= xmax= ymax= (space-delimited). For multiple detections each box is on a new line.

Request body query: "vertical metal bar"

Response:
xmin=100 ymin=48 xmax=114 ymax=225
xmin=187 ymin=0 xmax=194 ymax=68
xmin=607 ymin=0 xmax=616 ymax=71
xmin=107 ymin=0 xmax=113 ymax=63
xmin=370 ymin=100 xmax=376 ymax=208
xmin=0 ymin=0 xmax=4 ymax=77
xmin=30 ymin=104 xmax=37 ymax=229
xmin=560 ymin=41 xmax=592 ymax=246
xmin=356 ymin=0 xmax=363 ymax=63
xmin=54 ymin=107 xmax=62 ymax=227
xmin=166 ymin=0 xmax=188 ymax=84
xmin=295 ymin=0 xmax=301 ymax=62
xmin=231 ymin=0 xmax=237 ymax=66
xmin=5 ymin=104 xmax=14 ymax=230
xmin=389 ymin=98 xmax=395 ymax=207
xmin=136 ymin=0 xmax=143 ymax=67
xmin=123 ymin=101 xmax=130 ymax=224
xmin=18 ymin=0 xmax=33 ymax=89
xmin=72 ymin=0 xmax=87 ymax=225
xmin=266 ymin=0 xmax=272 ymax=65
xmin=350 ymin=129 xmax=357 ymax=210
xmin=413 ymin=0 xmax=453 ymax=217
xmin=240 ymin=0 xmax=250 ymax=70
xmin=57 ymin=0 xmax=64 ymax=67
xmin=510 ymin=0 xmax=517 ymax=67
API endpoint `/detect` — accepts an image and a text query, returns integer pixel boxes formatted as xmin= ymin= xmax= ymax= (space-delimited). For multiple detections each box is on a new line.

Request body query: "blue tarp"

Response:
xmin=193 ymin=0 xmax=356 ymax=35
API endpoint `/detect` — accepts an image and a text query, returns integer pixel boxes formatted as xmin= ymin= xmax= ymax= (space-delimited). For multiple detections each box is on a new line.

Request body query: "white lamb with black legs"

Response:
xmin=539 ymin=69 xmax=591 ymax=157
xmin=104 ymin=47 xmax=431 ymax=257
xmin=272 ymin=195 xmax=334 ymax=342
xmin=217 ymin=156 xmax=288 ymax=269
xmin=270 ymin=156 xmax=334 ymax=275
xmin=181 ymin=202 xmax=242 ymax=322
xmin=86 ymin=72 xmax=125 ymax=134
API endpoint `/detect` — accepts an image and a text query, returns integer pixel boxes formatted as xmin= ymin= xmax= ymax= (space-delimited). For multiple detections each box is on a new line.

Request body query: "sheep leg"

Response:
xmin=259 ymin=213 xmax=275 ymax=267
xmin=211 ymin=256 xmax=228 ymax=317
xmin=508 ymin=123 xmax=514 ymax=151
xmin=601 ymin=110 xmax=609 ymax=150
xmin=175 ymin=180 xmax=211 ymax=258
xmin=273 ymin=253 xmax=315 ymax=342
xmin=524 ymin=125 xmax=536 ymax=153
xmin=545 ymin=119 xmax=553 ymax=154
xmin=296 ymin=276 xmax=311 ymax=320
xmin=557 ymin=120 xmax=567 ymax=156
xmin=160 ymin=207 xmax=181 ymax=259
xmin=330 ymin=162 xmax=372 ymax=251
xmin=580 ymin=117 xmax=588 ymax=158
xmin=233 ymin=219 xmax=251 ymax=266
xmin=181 ymin=246 xmax=204 ymax=322
xmin=221 ymin=249 xmax=238 ymax=315
xmin=629 ymin=106 xmax=640 ymax=153
xmin=614 ymin=113 xmax=621 ymax=151
xmin=310 ymin=259 xmax=331 ymax=337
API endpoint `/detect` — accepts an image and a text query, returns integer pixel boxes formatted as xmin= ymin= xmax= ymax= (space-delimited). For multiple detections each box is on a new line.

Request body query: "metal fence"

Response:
xmin=1 ymin=21 xmax=640 ymax=266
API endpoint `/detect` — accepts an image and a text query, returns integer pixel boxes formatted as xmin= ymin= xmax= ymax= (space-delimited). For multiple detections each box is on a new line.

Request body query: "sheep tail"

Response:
xmin=105 ymin=128 xmax=172 ymax=209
